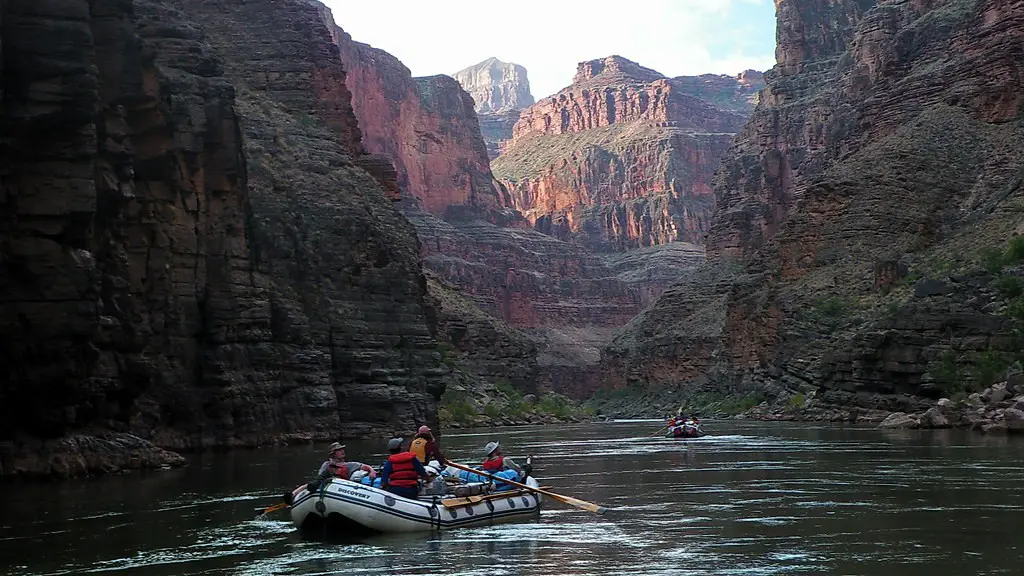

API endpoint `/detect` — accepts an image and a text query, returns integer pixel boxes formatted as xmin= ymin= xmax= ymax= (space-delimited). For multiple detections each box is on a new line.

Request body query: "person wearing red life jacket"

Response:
xmin=482 ymin=441 xmax=522 ymax=474
xmin=380 ymin=437 xmax=431 ymax=499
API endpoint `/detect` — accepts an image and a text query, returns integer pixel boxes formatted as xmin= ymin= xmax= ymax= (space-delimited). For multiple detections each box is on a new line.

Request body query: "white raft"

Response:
xmin=288 ymin=476 xmax=543 ymax=534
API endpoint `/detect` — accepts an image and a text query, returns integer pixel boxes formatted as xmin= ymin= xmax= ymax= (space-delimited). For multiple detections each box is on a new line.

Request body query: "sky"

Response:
xmin=322 ymin=0 xmax=779 ymax=99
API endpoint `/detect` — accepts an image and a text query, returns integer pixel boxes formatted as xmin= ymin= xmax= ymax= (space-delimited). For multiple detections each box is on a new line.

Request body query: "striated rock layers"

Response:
xmin=493 ymin=55 xmax=764 ymax=252
xmin=326 ymin=31 xmax=704 ymax=397
xmin=406 ymin=209 xmax=705 ymax=398
xmin=326 ymin=28 xmax=507 ymax=216
xmin=452 ymin=57 xmax=534 ymax=114
xmin=0 ymin=0 xmax=446 ymax=478
xmin=452 ymin=57 xmax=535 ymax=160
xmin=601 ymin=0 xmax=1024 ymax=418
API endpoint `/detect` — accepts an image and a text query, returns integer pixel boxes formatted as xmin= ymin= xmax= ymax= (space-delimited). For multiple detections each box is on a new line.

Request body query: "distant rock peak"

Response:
xmin=452 ymin=57 xmax=534 ymax=114
xmin=572 ymin=55 xmax=666 ymax=85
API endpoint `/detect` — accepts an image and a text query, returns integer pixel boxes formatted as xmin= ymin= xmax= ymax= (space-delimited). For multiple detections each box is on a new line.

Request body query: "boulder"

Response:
xmin=920 ymin=407 xmax=951 ymax=429
xmin=1003 ymin=408 xmax=1024 ymax=431
xmin=878 ymin=412 xmax=920 ymax=429
xmin=989 ymin=383 xmax=1010 ymax=405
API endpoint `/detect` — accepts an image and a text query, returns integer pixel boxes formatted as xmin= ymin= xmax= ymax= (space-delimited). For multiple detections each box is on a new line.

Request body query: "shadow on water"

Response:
xmin=1 ymin=420 xmax=1022 ymax=575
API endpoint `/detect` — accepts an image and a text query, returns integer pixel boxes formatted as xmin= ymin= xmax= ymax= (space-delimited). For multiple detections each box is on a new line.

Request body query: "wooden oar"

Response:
xmin=446 ymin=460 xmax=608 ymax=515
xmin=647 ymin=423 xmax=670 ymax=437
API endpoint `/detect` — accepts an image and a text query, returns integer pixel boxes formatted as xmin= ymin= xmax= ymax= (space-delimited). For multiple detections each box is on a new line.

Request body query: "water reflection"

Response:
xmin=1 ymin=421 xmax=1022 ymax=575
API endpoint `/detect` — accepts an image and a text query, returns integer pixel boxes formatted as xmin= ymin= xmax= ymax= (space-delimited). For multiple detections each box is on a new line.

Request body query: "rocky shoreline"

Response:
xmin=738 ymin=379 xmax=1024 ymax=436
xmin=875 ymin=380 xmax=1024 ymax=434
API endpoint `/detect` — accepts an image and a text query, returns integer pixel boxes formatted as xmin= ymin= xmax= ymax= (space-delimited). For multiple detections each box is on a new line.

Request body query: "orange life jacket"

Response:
xmin=410 ymin=437 xmax=429 ymax=463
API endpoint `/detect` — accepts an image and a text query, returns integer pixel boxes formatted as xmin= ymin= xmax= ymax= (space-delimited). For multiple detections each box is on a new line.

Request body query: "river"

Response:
xmin=1 ymin=420 xmax=1021 ymax=575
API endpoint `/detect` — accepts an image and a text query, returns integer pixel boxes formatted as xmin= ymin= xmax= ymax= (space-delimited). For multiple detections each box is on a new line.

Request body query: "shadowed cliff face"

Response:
xmin=0 ymin=0 xmax=445 ymax=478
xmin=601 ymin=0 xmax=1024 ymax=417
xmin=493 ymin=55 xmax=763 ymax=252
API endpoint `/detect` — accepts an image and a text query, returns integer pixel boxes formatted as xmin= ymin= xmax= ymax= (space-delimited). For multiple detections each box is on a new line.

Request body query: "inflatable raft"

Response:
xmin=286 ymin=475 xmax=543 ymax=534
xmin=667 ymin=423 xmax=705 ymax=438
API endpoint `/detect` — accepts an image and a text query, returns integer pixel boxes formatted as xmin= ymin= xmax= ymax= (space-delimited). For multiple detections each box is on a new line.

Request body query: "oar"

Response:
xmin=647 ymin=423 xmax=670 ymax=437
xmin=446 ymin=460 xmax=608 ymax=515
xmin=256 ymin=502 xmax=288 ymax=516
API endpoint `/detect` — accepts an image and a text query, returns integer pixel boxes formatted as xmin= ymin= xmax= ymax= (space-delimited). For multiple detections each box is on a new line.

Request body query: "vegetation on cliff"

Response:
xmin=598 ymin=0 xmax=1024 ymax=426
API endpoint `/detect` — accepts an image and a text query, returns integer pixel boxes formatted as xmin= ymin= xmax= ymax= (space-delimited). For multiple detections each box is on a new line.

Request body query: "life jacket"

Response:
xmin=326 ymin=459 xmax=349 ymax=478
xmin=410 ymin=437 xmax=429 ymax=464
xmin=482 ymin=455 xmax=504 ymax=471
xmin=387 ymin=452 xmax=420 ymax=488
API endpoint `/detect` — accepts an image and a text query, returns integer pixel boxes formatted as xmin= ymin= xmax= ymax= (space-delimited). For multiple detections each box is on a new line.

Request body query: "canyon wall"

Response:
xmin=326 ymin=29 xmax=708 ymax=397
xmin=452 ymin=57 xmax=534 ymax=114
xmin=453 ymin=57 xmax=535 ymax=160
xmin=324 ymin=27 xmax=506 ymax=215
xmin=601 ymin=0 xmax=1024 ymax=419
xmin=493 ymin=55 xmax=764 ymax=252
xmin=0 ymin=0 xmax=446 ymax=478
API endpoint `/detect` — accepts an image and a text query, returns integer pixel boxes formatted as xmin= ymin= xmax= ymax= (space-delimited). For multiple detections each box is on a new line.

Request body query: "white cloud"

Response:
xmin=322 ymin=0 xmax=776 ymax=98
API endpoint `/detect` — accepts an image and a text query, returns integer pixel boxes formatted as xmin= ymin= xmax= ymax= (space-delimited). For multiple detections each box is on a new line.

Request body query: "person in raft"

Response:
xmin=381 ymin=437 xmax=432 ymax=499
xmin=482 ymin=441 xmax=522 ymax=474
xmin=409 ymin=425 xmax=446 ymax=466
xmin=318 ymin=442 xmax=377 ymax=481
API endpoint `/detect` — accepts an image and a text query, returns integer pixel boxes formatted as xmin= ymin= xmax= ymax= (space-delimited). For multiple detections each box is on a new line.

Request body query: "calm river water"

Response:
xmin=1 ymin=420 xmax=1022 ymax=575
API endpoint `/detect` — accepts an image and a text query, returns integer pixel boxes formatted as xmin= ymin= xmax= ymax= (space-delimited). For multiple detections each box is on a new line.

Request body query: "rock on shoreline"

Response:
xmin=878 ymin=380 xmax=1024 ymax=434
xmin=0 ymin=434 xmax=187 ymax=480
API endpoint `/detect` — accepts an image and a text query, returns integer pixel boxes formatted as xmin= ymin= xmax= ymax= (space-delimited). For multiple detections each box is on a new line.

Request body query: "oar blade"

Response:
xmin=559 ymin=495 xmax=607 ymax=514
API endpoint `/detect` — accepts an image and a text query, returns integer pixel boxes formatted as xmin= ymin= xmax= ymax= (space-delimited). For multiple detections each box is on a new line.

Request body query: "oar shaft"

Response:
xmin=446 ymin=461 xmax=606 ymax=514
xmin=648 ymin=424 xmax=669 ymax=437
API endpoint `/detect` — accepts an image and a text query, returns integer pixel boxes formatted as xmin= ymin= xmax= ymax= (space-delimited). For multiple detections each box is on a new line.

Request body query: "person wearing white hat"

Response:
xmin=481 ymin=441 xmax=521 ymax=474
xmin=317 ymin=441 xmax=376 ymax=481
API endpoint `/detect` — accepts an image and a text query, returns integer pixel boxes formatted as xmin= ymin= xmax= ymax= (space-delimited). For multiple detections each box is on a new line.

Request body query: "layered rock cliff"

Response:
xmin=326 ymin=28 xmax=506 ymax=216
xmin=452 ymin=58 xmax=535 ymax=159
xmin=0 ymin=0 xmax=446 ymax=478
xmin=406 ymin=208 xmax=704 ymax=397
xmin=452 ymin=57 xmax=534 ymax=114
xmin=318 ymin=31 xmax=697 ymax=398
xmin=493 ymin=55 xmax=764 ymax=251
xmin=600 ymin=0 xmax=1024 ymax=422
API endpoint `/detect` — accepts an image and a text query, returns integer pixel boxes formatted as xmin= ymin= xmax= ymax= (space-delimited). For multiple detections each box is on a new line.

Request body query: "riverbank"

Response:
xmin=580 ymin=376 xmax=1024 ymax=437
xmin=439 ymin=380 xmax=595 ymax=428
xmin=582 ymin=381 xmax=783 ymax=420
xmin=739 ymin=380 xmax=1024 ymax=435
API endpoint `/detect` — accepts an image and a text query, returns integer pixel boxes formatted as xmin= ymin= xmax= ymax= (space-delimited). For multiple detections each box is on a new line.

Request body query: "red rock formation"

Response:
xmin=601 ymin=0 xmax=1024 ymax=414
xmin=494 ymin=55 xmax=763 ymax=251
xmin=407 ymin=207 xmax=704 ymax=398
xmin=324 ymin=24 xmax=505 ymax=215
xmin=321 ymin=28 xmax=699 ymax=397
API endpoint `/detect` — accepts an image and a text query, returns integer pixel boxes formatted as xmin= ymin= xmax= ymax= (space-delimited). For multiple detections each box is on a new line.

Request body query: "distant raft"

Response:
xmin=667 ymin=422 xmax=706 ymax=438
xmin=284 ymin=473 xmax=543 ymax=534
